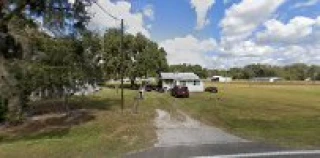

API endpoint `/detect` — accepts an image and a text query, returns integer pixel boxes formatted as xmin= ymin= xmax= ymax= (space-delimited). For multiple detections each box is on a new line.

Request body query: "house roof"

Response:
xmin=160 ymin=72 xmax=200 ymax=80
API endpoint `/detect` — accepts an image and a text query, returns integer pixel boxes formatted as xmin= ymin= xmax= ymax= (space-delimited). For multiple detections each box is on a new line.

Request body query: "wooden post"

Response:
xmin=120 ymin=19 xmax=124 ymax=112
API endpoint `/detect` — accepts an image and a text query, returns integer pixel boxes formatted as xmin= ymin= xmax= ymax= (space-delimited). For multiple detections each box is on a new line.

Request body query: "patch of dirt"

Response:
xmin=0 ymin=109 xmax=94 ymax=141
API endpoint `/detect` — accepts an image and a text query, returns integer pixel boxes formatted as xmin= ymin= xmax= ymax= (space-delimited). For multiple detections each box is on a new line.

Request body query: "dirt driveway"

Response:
xmin=154 ymin=109 xmax=248 ymax=147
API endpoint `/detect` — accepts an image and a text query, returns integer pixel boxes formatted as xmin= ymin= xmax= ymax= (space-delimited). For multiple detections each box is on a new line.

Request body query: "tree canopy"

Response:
xmin=101 ymin=29 xmax=168 ymax=86
xmin=169 ymin=64 xmax=208 ymax=79
xmin=0 ymin=0 xmax=94 ymax=123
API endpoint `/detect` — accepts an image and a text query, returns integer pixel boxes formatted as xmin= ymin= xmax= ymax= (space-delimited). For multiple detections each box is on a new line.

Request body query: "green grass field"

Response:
xmin=177 ymin=82 xmax=320 ymax=148
xmin=0 ymin=82 xmax=319 ymax=157
xmin=0 ymin=88 xmax=176 ymax=158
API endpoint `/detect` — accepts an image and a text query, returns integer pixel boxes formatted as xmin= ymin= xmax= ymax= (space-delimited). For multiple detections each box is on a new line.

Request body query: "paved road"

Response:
xmin=125 ymin=109 xmax=320 ymax=158
xmin=125 ymin=142 xmax=320 ymax=158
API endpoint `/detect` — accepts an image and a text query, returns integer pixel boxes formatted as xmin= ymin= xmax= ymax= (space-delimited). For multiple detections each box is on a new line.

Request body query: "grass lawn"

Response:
xmin=176 ymin=82 xmax=320 ymax=148
xmin=0 ymin=82 xmax=319 ymax=157
xmin=0 ymin=88 xmax=175 ymax=158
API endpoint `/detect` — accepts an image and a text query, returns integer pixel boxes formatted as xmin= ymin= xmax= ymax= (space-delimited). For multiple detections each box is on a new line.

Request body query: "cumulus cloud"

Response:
xmin=190 ymin=0 xmax=215 ymax=30
xmin=161 ymin=16 xmax=320 ymax=69
xmin=213 ymin=14 xmax=320 ymax=68
xmin=210 ymin=44 xmax=320 ymax=69
xmin=256 ymin=16 xmax=319 ymax=45
xmin=292 ymin=0 xmax=319 ymax=9
xmin=159 ymin=35 xmax=217 ymax=67
xmin=275 ymin=45 xmax=320 ymax=65
xmin=215 ymin=0 xmax=287 ymax=67
xmin=181 ymin=0 xmax=319 ymax=69
xmin=88 ymin=0 xmax=151 ymax=38
xmin=220 ymin=0 xmax=286 ymax=42
xmin=143 ymin=5 xmax=154 ymax=20
xmin=221 ymin=40 xmax=275 ymax=57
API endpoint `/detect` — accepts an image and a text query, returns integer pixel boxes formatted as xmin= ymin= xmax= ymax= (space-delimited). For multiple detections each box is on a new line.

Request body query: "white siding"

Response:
xmin=160 ymin=72 xmax=204 ymax=92
xmin=174 ymin=80 xmax=204 ymax=92
xmin=162 ymin=80 xmax=174 ymax=90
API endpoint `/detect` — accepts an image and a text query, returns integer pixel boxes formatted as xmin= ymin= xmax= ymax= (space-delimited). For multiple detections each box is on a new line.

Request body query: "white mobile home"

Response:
xmin=211 ymin=76 xmax=232 ymax=82
xmin=160 ymin=72 xmax=204 ymax=92
xmin=251 ymin=77 xmax=282 ymax=82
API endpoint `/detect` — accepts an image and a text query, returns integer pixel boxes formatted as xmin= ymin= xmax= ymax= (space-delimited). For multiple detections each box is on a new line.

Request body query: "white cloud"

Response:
xmin=220 ymin=0 xmax=286 ymax=42
xmin=212 ymin=16 xmax=320 ymax=68
xmin=276 ymin=45 xmax=320 ymax=64
xmin=257 ymin=16 xmax=319 ymax=45
xmin=210 ymin=44 xmax=320 ymax=69
xmin=88 ymin=0 xmax=151 ymax=38
xmin=190 ymin=0 xmax=215 ymax=30
xmin=68 ymin=0 xmax=75 ymax=4
xmin=221 ymin=40 xmax=275 ymax=56
xmin=207 ymin=0 xmax=308 ymax=68
xmin=143 ymin=5 xmax=154 ymax=20
xmin=159 ymin=35 xmax=217 ymax=67
xmin=292 ymin=0 xmax=319 ymax=9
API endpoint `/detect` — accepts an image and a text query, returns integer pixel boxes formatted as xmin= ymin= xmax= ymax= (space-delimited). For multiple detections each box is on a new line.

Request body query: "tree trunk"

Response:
xmin=63 ymin=92 xmax=70 ymax=116
xmin=130 ymin=77 xmax=135 ymax=88
xmin=0 ymin=55 xmax=23 ymax=124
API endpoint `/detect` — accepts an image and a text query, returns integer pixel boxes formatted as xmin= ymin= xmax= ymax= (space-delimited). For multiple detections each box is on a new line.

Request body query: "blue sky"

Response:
xmin=129 ymin=0 xmax=234 ymax=41
xmin=88 ymin=0 xmax=320 ymax=69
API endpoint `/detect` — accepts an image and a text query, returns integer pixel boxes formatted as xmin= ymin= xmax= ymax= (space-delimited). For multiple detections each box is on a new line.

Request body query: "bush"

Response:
xmin=0 ymin=97 xmax=8 ymax=122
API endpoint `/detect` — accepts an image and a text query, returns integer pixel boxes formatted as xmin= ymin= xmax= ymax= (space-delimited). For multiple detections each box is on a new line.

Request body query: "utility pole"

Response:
xmin=120 ymin=19 xmax=124 ymax=112
xmin=93 ymin=1 xmax=124 ymax=112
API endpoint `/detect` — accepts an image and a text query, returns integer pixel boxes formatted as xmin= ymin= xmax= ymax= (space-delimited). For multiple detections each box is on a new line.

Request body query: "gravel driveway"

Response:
xmin=154 ymin=109 xmax=248 ymax=147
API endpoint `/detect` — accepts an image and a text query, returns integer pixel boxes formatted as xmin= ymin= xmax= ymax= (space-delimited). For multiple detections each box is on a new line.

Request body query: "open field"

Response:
xmin=0 ymin=82 xmax=319 ymax=157
xmin=0 ymin=88 xmax=176 ymax=158
xmin=202 ymin=79 xmax=320 ymax=85
xmin=177 ymin=82 xmax=320 ymax=148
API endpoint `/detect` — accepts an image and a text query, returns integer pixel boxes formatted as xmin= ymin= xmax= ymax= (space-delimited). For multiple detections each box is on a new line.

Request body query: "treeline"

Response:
xmin=208 ymin=63 xmax=320 ymax=80
xmin=168 ymin=63 xmax=320 ymax=81
xmin=169 ymin=64 xmax=208 ymax=78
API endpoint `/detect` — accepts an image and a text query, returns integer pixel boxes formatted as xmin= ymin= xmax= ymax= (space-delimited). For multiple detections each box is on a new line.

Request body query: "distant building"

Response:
xmin=211 ymin=76 xmax=233 ymax=82
xmin=304 ymin=78 xmax=311 ymax=81
xmin=160 ymin=72 xmax=204 ymax=92
xmin=140 ymin=77 xmax=156 ymax=83
xmin=251 ymin=77 xmax=282 ymax=82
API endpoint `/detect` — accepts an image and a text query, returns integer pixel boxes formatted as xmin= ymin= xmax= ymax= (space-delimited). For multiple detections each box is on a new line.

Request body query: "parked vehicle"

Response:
xmin=144 ymin=84 xmax=153 ymax=92
xmin=205 ymin=87 xmax=218 ymax=93
xmin=171 ymin=86 xmax=189 ymax=98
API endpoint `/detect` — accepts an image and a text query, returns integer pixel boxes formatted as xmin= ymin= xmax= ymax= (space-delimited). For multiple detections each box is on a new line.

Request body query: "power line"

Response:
xmin=94 ymin=1 xmax=120 ymax=21
xmin=93 ymin=1 xmax=125 ymax=112
xmin=94 ymin=1 xmax=134 ymax=32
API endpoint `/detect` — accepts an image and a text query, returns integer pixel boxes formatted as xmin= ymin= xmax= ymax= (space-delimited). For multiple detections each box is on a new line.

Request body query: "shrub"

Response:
xmin=0 ymin=97 xmax=8 ymax=122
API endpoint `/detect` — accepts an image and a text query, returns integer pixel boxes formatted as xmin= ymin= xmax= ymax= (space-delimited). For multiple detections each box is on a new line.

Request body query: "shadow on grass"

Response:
xmin=29 ymin=96 xmax=121 ymax=116
xmin=104 ymin=84 xmax=140 ymax=90
xmin=0 ymin=95 xmax=121 ymax=143
xmin=0 ymin=109 xmax=95 ymax=143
